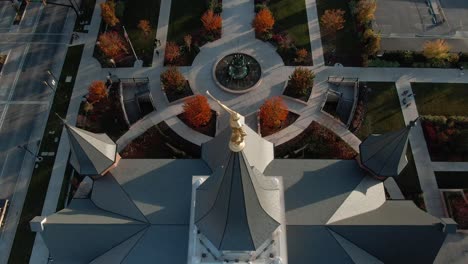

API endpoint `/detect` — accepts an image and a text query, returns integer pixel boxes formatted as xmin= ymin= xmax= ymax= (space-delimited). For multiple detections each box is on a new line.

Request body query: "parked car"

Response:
xmin=0 ymin=199 xmax=9 ymax=228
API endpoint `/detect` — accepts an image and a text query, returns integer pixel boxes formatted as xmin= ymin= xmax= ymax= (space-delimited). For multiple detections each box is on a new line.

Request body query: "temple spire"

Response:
xmin=206 ymin=91 xmax=247 ymax=152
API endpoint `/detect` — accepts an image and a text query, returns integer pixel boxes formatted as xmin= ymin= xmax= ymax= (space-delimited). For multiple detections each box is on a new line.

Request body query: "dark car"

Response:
xmin=0 ymin=199 xmax=9 ymax=228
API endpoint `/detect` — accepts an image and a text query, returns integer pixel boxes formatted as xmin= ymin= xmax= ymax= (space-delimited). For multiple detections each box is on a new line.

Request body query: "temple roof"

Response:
xmin=195 ymin=150 xmax=281 ymax=251
xmin=359 ymin=125 xmax=412 ymax=178
xmin=65 ymin=124 xmax=117 ymax=175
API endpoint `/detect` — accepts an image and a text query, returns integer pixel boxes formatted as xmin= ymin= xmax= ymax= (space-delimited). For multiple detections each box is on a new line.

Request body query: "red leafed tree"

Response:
xmin=165 ymin=42 xmax=181 ymax=64
xmin=137 ymin=20 xmax=152 ymax=36
xmin=253 ymin=8 xmax=275 ymax=34
xmin=183 ymin=95 xmax=212 ymax=128
xmin=88 ymin=81 xmax=108 ymax=103
xmin=98 ymin=31 xmax=128 ymax=58
xmin=260 ymin=96 xmax=288 ymax=129
xmin=100 ymin=1 xmax=119 ymax=27
xmin=201 ymin=10 xmax=222 ymax=33
xmin=161 ymin=67 xmax=186 ymax=92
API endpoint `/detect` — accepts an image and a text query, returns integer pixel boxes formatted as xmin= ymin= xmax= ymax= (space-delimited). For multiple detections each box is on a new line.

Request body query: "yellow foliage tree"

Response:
xmin=423 ymin=39 xmax=450 ymax=61
xmin=356 ymin=0 xmax=376 ymax=25
xmin=100 ymin=1 xmax=119 ymax=27
xmin=137 ymin=20 xmax=152 ymax=37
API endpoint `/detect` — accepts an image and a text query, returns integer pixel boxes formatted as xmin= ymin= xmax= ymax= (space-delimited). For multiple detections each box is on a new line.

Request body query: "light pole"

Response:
xmin=17 ymin=145 xmax=43 ymax=162
xmin=122 ymin=26 xmax=138 ymax=61
xmin=43 ymin=80 xmax=56 ymax=93
xmin=47 ymin=70 xmax=58 ymax=82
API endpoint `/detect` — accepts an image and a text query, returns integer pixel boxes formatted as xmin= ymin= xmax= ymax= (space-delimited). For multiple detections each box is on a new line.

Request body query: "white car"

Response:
xmin=0 ymin=199 xmax=9 ymax=228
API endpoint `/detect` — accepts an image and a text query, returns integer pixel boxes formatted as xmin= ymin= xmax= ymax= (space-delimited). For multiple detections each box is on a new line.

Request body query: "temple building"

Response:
xmin=31 ymin=105 xmax=455 ymax=263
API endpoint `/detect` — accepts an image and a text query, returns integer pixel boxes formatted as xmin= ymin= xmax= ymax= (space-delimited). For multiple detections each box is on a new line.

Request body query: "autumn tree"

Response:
xmin=184 ymin=34 xmax=192 ymax=52
xmin=161 ymin=67 xmax=186 ymax=92
xmin=288 ymin=67 xmax=315 ymax=96
xmin=295 ymin=48 xmax=309 ymax=63
xmin=320 ymin=9 xmax=345 ymax=37
xmin=137 ymin=20 xmax=151 ymax=37
xmin=201 ymin=10 xmax=222 ymax=33
xmin=253 ymin=8 xmax=275 ymax=35
xmin=98 ymin=31 xmax=128 ymax=58
xmin=423 ymin=39 xmax=450 ymax=61
xmin=183 ymin=95 xmax=212 ymax=128
xmin=87 ymin=81 xmax=108 ymax=103
xmin=260 ymin=96 xmax=288 ymax=129
xmin=362 ymin=29 xmax=381 ymax=56
xmin=100 ymin=1 xmax=119 ymax=27
xmin=355 ymin=0 xmax=376 ymax=25
xmin=165 ymin=42 xmax=181 ymax=64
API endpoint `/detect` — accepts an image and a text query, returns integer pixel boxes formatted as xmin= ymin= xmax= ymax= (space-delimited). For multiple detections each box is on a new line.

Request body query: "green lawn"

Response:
xmin=411 ymin=83 xmax=468 ymax=116
xmin=269 ymin=0 xmax=311 ymax=51
xmin=355 ymin=82 xmax=405 ymax=140
xmin=8 ymin=45 xmax=84 ymax=264
xmin=167 ymin=0 xmax=206 ymax=43
xmin=316 ymin=0 xmax=362 ymax=66
xmin=120 ymin=0 xmax=161 ymax=66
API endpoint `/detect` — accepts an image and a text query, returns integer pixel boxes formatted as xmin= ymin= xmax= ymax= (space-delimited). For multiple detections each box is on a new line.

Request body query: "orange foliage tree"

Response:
xmin=295 ymin=48 xmax=309 ymax=63
xmin=320 ymin=9 xmax=345 ymax=37
xmin=253 ymin=8 xmax=275 ymax=34
xmin=165 ymin=42 xmax=181 ymax=64
xmin=98 ymin=31 xmax=128 ymax=58
xmin=137 ymin=20 xmax=151 ymax=36
xmin=260 ymin=96 xmax=288 ymax=129
xmin=356 ymin=0 xmax=376 ymax=25
xmin=423 ymin=39 xmax=450 ymax=61
xmin=201 ymin=10 xmax=222 ymax=33
xmin=100 ymin=1 xmax=119 ymax=27
xmin=161 ymin=67 xmax=186 ymax=92
xmin=183 ymin=95 xmax=212 ymax=128
xmin=87 ymin=81 xmax=108 ymax=103
xmin=288 ymin=67 xmax=315 ymax=96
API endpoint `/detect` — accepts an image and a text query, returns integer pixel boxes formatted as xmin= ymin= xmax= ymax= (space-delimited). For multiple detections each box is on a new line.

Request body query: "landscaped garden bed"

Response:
xmin=166 ymin=0 xmax=222 ymax=65
xmin=178 ymin=110 xmax=217 ymax=137
xmin=77 ymin=81 xmax=129 ymax=141
xmin=412 ymin=83 xmax=468 ymax=162
xmin=254 ymin=0 xmax=312 ymax=66
xmin=275 ymin=121 xmax=357 ymax=159
xmin=316 ymin=0 xmax=363 ymax=66
xmin=259 ymin=96 xmax=299 ymax=137
xmin=161 ymin=67 xmax=194 ymax=103
xmin=93 ymin=0 xmax=161 ymax=67
xmin=120 ymin=122 xmax=201 ymax=159
xmin=443 ymin=191 xmax=468 ymax=230
xmin=261 ymin=111 xmax=299 ymax=137
xmin=282 ymin=67 xmax=315 ymax=102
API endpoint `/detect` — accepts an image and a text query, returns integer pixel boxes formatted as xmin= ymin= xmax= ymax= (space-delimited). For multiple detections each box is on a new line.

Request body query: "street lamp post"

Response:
xmin=47 ymin=70 xmax=58 ymax=82
xmin=122 ymin=26 xmax=138 ymax=61
xmin=17 ymin=145 xmax=43 ymax=162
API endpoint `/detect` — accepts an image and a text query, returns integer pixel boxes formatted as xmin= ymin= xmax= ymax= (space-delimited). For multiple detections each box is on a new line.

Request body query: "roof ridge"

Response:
xmin=361 ymin=127 xmax=408 ymax=163
xmin=66 ymin=125 xmax=115 ymax=162
xmin=89 ymin=199 xmax=149 ymax=225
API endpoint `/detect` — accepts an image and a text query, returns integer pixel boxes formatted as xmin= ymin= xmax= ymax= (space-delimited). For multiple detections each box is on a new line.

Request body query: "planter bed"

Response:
xmin=283 ymin=82 xmax=312 ymax=102
xmin=178 ymin=110 xmax=217 ymax=137
xmin=443 ymin=191 xmax=468 ymax=230
xmin=164 ymin=80 xmax=194 ymax=103
xmin=275 ymin=121 xmax=356 ymax=159
xmin=261 ymin=111 xmax=299 ymax=137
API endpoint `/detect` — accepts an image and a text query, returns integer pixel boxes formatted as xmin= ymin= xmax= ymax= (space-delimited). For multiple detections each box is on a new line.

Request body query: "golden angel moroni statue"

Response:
xmin=206 ymin=91 xmax=247 ymax=152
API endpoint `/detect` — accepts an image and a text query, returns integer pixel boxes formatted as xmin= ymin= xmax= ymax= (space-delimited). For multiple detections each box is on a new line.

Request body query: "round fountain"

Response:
xmin=213 ymin=53 xmax=262 ymax=93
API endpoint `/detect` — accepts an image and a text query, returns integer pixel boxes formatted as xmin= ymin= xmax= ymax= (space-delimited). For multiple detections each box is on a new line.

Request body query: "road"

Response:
xmin=0 ymin=1 xmax=73 ymax=263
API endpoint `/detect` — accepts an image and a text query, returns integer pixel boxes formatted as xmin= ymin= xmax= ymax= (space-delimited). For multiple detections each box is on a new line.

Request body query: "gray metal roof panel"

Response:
xmin=360 ymin=127 xmax=410 ymax=177
xmin=196 ymin=151 xmax=280 ymax=251
xmin=286 ymin=225 xmax=354 ymax=264
xmin=122 ymin=225 xmax=189 ymax=264
xmin=89 ymin=228 xmax=148 ymax=264
xmin=264 ymin=159 xmax=364 ymax=225
xmin=110 ymin=159 xmax=211 ymax=224
xmin=329 ymin=201 xmax=447 ymax=264
xmin=91 ymin=174 xmax=148 ymax=223
xmin=42 ymin=200 xmax=147 ymax=263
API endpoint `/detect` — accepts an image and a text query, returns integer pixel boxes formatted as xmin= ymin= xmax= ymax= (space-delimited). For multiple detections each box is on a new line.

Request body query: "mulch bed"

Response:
xmin=0 ymin=54 xmax=6 ymax=73
xmin=164 ymin=80 xmax=194 ymax=103
xmin=261 ymin=111 xmax=299 ymax=137
xmin=77 ymin=84 xmax=129 ymax=141
xmin=283 ymin=83 xmax=313 ymax=102
xmin=275 ymin=121 xmax=357 ymax=159
xmin=421 ymin=118 xmax=468 ymax=162
xmin=178 ymin=110 xmax=217 ymax=137
xmin=120 ymin=121 xmax=201 ymax=159
xmin=444 ymin=191 xmax=468 ymax=229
